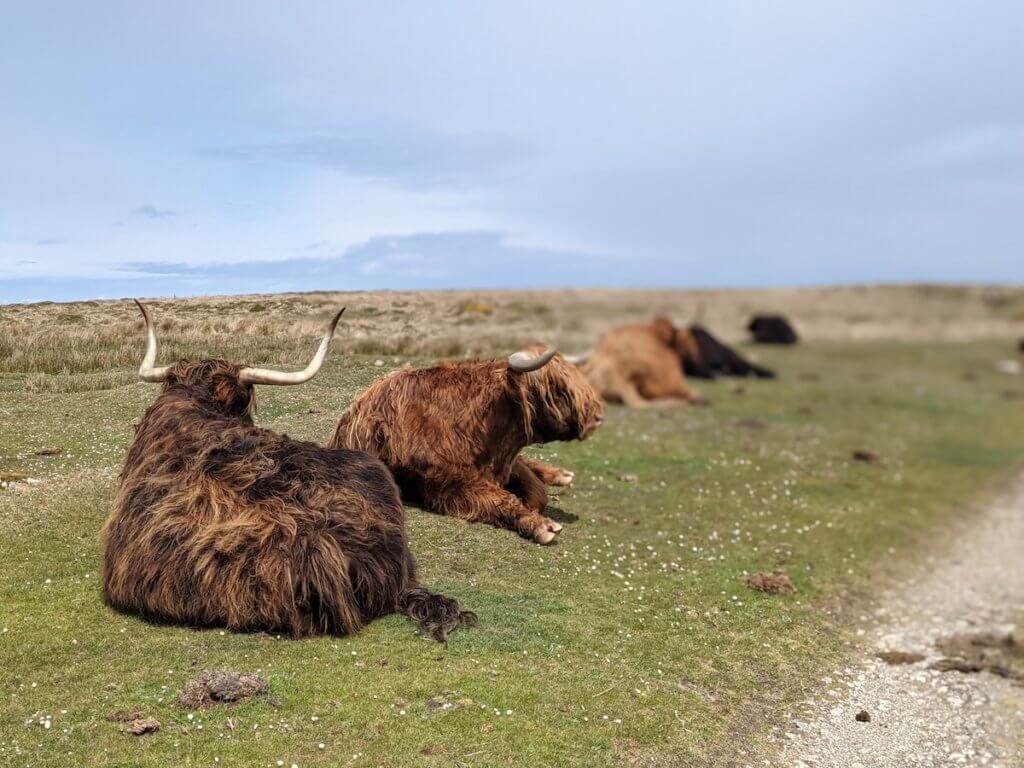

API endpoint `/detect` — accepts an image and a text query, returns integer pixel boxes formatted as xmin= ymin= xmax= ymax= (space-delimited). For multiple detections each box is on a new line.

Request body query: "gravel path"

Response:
xmin=769 ymin=475 xmax=1024 ymax=768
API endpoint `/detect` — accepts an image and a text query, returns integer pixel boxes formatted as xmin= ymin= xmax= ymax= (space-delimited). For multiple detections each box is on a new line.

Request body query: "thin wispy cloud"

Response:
xmin=118 ymin=230 xmax=600 ymax=288
xmin=0 ymin=230 xmax=606 ymax=303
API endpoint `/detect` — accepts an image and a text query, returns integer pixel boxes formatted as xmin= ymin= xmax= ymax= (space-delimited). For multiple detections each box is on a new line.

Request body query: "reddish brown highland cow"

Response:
xmin=329 ymin=345 xmax=604 ymax=544
xmin=101 ymin=302 xmax=475 ymax=641
xmin=569 ymin=317 xmax=703 ymax=407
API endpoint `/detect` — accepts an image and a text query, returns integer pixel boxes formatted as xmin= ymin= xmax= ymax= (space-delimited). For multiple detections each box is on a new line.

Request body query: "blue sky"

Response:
xmin=1 ymin=2 xmax=1022 ymax=303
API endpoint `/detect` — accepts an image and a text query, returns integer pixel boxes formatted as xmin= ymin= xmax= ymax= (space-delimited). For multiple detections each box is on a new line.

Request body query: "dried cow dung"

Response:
xmin=127 ymin=717 xmax=161 ymax=735
xmin=745 ymin=571 xmax=796 ymax=594
xmin=852 ymin=450 xmax=881 ymax=465
xmin=876 ymin=650 xmax=926 ymax=665
xmin=178 ymin=671 xmax=269 ymax=709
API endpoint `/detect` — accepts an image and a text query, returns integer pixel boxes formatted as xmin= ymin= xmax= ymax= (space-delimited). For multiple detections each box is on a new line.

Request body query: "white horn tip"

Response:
xmin=508 ymin=346 xmax=558 ymax=373
xmin=564 ymin=352 xmax=591 ymax=366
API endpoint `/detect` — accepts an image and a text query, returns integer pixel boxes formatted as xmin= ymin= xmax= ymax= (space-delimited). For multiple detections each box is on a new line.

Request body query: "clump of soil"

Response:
xmin=877 ymin=650 xmax=926 ymax=665
xmin=733 ymin=418 xmax=766 ymax=430
xmin=930 ymin=631 xmax=1024 ymax=681
xmin=126 ymin=717 xmax=160 ymax=735
xmin=852 ymin=450 xmax=881 ymax=465
xmin=107 ymin=709 xmax=160 ymax=735
xmin=745 ymin=571 xmax=796 ymax=594
xmin=178 ymin=671 xmax=270 ymax=709
xmin=855 ymin=709 xmax=871 ymax=722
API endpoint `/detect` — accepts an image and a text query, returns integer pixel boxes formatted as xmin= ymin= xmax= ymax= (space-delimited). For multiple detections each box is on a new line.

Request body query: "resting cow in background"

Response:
xmin=680 ymin=325 xmax=776 ymax=379
xmin=748 ymin=314 xmax=799 ymax=345
xmin=329 ymin=345 xmax=604 ymax=545
xmin=573 ymin=317 xmax=703 ymax=407
xmin=102 ymin=301 xmax=475 ymax=641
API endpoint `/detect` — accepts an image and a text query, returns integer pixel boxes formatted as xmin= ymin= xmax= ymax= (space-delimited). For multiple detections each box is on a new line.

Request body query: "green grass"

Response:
xmin=1 ymin=341 xmax=1023 ymax=767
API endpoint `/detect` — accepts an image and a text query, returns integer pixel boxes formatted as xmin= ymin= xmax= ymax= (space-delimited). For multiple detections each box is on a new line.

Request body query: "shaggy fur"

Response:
xmin=329 ymin=346 xmax=604 ymax=544
xmin=102 ymin=358 xmax=475 ymax=640
xmin=579 ymin=318 xmax=702 ymax=407
xmin=679 ymin=325 xmax=776 ymax=379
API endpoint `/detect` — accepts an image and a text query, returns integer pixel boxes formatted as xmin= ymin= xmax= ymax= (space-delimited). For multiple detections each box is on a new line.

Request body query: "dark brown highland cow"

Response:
xmin=101 ymin=301 xmax=475 ymax=641
xmin=329 ymin=345 xmax=604 ymax=544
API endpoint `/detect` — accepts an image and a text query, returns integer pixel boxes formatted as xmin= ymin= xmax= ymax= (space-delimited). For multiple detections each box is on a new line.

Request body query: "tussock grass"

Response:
xmin=3 ymin=285 xmax=1022 ymax=377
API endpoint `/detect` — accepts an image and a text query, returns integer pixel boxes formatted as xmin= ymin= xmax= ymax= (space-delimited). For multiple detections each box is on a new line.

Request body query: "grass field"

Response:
xmin=1 ymin=297 xmax=1023 ymax=767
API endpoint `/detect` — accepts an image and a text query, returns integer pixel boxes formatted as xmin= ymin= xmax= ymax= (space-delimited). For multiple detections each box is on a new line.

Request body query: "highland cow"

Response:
xmin=329 ymin=345 xmax=604 ymax=544
xmin=748 ymin=314 xmax=799 ymax=345
xmin=570 ymin=317 xmax=702 ymax=407
xmin=680 ymin=325 xmax=776 ymax=379
xmin=101 ymin=301 xmax=475 ymax=641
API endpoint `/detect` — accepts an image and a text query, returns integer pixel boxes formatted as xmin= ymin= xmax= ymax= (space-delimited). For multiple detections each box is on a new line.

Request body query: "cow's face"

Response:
xmin=514 ymin=345 xmax=604 ymax=442
xmin=163 ymin=359 xmax=255 ymax=418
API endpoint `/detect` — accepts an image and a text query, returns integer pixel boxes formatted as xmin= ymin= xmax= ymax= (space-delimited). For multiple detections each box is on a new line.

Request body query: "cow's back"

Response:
xmin=104 ymin=396 xmax=415 ymax=636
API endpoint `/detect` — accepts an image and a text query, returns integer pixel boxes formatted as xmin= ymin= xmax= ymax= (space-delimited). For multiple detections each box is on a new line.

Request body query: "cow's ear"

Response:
xmin=651 ymin=317 xmax=676 ymax=345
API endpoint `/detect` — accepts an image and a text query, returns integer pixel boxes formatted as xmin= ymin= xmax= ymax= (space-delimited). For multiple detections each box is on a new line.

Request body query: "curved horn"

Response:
xmin=508 ymin=346 xmax=558 ymax=373
xmin=134 ymin=299 xmax=170 ymax=382
xmin=239 ymin=308 xmax=345 ymax=385
xmin=563 ymin=351 xmax=591 ymax=366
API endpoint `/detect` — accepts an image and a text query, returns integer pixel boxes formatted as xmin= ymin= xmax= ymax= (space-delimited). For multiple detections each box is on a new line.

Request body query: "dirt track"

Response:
xmin=769 ymin=475 xmax=1024 ymax=767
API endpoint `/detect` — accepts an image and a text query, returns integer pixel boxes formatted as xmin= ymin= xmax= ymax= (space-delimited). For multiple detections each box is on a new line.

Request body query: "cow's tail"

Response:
xmin=399 ymin=587 xmax=478 ymax=643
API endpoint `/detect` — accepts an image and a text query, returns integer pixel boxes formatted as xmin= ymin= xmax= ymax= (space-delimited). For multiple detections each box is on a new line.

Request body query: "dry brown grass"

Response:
xmin=1 ymin=284 xmax=1022 ymax=375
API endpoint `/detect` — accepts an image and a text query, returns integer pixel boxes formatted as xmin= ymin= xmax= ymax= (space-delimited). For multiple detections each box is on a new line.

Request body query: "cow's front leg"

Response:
xmin=507 ymin=458 xmax=549 ymax=512
xmin=518 ymin=456 xmax=575 ymax=487
xmin=430 ymin=478 xmax=562 ymax=544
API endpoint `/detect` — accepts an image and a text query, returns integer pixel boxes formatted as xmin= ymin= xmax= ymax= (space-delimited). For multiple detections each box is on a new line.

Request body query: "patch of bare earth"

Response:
xmin=769 ymin=475 xmax=1024 ymax=767
xmin=745 ymin=571 xmax=797 ymax=595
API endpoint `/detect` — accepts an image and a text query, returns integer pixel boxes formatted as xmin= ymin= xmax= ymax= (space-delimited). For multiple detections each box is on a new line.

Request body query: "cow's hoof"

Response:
xmin=535 ymin=528 xmax=557 ymax=545
xmin=551 ymin=470 xmax=574 ymax=487
xmin=533 ymin=517 xmax=562 ymax=544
